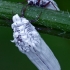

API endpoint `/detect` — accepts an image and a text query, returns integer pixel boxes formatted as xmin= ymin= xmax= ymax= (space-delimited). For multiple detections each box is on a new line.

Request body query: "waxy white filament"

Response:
xmin=11 ymin=14 xmax=61 ymax=70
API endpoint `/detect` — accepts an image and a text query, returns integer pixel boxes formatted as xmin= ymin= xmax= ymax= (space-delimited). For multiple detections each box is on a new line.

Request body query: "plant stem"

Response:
xmin=0 ymin=1 xmax=70 ymax=39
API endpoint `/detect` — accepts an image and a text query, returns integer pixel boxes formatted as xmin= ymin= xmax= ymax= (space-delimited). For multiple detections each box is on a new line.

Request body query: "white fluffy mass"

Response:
xmin=11 ymin=14 xmax=61 ymax=70
xmin=11 ymin=14 xmax=41 ymax=53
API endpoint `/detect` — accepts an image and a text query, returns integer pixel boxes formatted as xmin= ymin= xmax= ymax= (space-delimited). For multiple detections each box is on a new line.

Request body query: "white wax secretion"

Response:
xmin=11 ymin=14 xmax=61 ymax=70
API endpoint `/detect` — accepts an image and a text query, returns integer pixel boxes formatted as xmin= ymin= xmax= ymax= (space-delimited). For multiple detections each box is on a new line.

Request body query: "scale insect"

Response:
xmin=11 ymin=6 xmax=61 ymax=70
xmin=27 ymin=0 xmax=60 ymax=11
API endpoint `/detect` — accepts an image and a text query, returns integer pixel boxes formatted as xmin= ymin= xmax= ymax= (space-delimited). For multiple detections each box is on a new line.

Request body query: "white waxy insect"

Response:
xmin=27 ymin=0 xmax=60 ymax=11
xmin=11 ymin=14 xmax=61 ymax=70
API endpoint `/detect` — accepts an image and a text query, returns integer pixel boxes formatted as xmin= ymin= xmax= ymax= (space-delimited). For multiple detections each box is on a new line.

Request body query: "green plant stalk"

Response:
xmin=0 ymin=1 xmax=70 ymax=39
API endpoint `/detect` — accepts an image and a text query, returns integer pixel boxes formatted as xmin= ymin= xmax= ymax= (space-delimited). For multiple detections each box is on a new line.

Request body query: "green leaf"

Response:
xmin=0 ymin=1 xmax=70 ymax=39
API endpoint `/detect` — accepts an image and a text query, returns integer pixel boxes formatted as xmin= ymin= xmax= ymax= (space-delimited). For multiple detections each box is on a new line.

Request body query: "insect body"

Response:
xmin=27 ymin=0 xmax=60 ymax=11
xmin=11 ymin=7 xmax=61 ymax=70
xmin=11 ymin=13 xmax=61 ymax=70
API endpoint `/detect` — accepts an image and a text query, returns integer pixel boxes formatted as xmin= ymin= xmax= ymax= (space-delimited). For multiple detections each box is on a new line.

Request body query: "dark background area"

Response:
xmin=0 ymin=0 xmax=70 ymax=70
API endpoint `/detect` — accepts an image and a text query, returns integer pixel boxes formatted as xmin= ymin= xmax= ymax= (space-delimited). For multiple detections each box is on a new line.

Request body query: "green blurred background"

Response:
xmin=0 ymin=0 xmax=70 ymax=70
